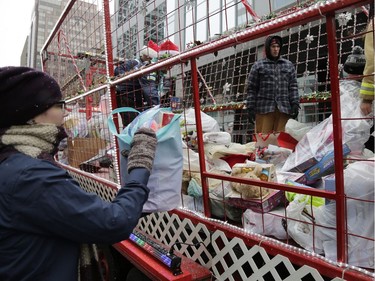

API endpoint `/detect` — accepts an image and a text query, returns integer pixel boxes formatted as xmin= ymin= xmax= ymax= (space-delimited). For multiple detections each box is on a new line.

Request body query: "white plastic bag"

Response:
xmin=180 ymin=108 xmax=220 ymax=149
xmin=203 ymin=132 xmax=231 ymax=145
xmin=314 ymin=160 xmax=374 ymax=268
xmin=285 ymin=119 xmax=312 ymax=141
xmin=286 ymin=194 xmax=324 ymax=254
xmin=243 ymin=207 xmax=288 ymax=240
xmin=181 ymin=108 xmax=220 ymax=133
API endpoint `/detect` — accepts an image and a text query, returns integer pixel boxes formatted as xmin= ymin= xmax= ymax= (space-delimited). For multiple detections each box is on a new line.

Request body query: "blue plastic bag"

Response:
xmin=108 ymin=106 xmax=183 ymax=212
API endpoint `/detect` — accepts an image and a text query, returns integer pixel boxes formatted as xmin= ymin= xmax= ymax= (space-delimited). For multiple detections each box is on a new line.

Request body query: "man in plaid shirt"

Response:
xmin=246 ymin=35 xmax=300 ymax=133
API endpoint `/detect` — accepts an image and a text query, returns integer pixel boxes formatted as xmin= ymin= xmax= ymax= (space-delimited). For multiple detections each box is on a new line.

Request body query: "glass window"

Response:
xmin=196 ymin=0 xmax=207 ymax=42
xmin=208 ymin=1 xmax=221 ymax=38
xmin=272 ymin=0 xmax=295 ymax=11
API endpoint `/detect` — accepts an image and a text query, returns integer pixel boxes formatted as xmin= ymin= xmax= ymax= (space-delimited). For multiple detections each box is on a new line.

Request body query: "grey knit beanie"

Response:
xmin=343 ymin=46 xmax=365 ymax=75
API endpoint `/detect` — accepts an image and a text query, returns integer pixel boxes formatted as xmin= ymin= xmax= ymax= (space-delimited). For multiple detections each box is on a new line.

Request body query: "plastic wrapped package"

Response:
xmin=185 ymin=171 xmax=242 ymax=222
xmin=64 ymin=109 xmax=89 ymax=138
xmin=210 ymin=194 xmax=243 ymax=222
xmin=187 ymin=170 xmax=232 ymax=199
xmin=256 ymin=144 xmax=292 ymax=171
xmin=183 ymin=189 xmax=242 ymax=222
xmin=204 ymin=142 xmax=251 ymax=161
xmin=182 ymin=141 xmax=232 ymax=173
xmin=181 ymin=194 xmax=204 ymax=213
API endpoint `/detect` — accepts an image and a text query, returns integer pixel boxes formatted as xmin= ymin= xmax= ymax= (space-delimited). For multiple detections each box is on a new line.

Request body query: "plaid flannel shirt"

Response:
xmin=247 ymin=57 xmax=299 ymax=114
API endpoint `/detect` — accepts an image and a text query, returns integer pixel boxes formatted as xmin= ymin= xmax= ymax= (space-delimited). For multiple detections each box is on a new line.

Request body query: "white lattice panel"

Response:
xmin=138 ymin=212 xmax=213 ymax=268
xmin=136 ymin=212 xmax=347 ymax=281
xmin=67 ymin=169 xmax=118 ymax=202
xmin=210 ymin=231 xmax=328 ymax=281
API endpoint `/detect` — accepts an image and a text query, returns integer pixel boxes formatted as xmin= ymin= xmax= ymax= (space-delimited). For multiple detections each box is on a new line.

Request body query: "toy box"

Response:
xmin=227 ymin=189 xmax=284 ymax=213
xmin=296 ymin=144 xmax=351 ymax=184
xmin=228 ymin=162 xmax=282 ymax=212
xmin=288 ymin=157 xmax=318 ymax=173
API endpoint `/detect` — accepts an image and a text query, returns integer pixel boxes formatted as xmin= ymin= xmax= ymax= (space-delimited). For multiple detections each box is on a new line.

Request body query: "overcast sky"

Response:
xmin=0 ymin=0 xmax=35 ymax=66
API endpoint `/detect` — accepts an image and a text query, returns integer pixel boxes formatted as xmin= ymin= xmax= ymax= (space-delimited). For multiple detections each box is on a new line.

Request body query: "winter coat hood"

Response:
xmin=265 ymin=35 xmax=283 ymax=61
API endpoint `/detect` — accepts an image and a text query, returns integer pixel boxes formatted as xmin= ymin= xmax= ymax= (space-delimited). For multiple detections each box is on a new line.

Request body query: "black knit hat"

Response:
xmin=0 ymin=66 xmax=62 ymax=128
xmin=343 ymin=46 xmax=366 ymax=75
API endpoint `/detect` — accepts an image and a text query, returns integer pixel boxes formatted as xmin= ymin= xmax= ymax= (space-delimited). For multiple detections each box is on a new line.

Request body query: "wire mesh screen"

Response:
xmin=42 ymin=1 xmax=374 ymax=280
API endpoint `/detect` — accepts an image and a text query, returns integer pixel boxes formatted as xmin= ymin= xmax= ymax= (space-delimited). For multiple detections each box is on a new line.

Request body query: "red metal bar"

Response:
xmin=190 ymin=57 xmax=211 ymax=218
xmin=202 ymin=171 xmax=337 ymax=200
xmin=102 ymin=0 xmax=115 ymax=85
xmin=102 ymin=0 xmax=121 ymax=184
xmin=326 ymin=12 xmax=347 ymax=264
xmin=85 ymin=68 xmax=93 ymax=120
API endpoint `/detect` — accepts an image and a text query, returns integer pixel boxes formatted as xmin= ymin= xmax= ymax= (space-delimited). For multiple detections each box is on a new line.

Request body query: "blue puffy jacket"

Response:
xmin=0 ymin=153 xmax=150 ymax=281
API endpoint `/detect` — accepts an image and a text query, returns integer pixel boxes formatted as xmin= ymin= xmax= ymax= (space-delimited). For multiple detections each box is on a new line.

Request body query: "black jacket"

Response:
xmin=0 ymin=153 xmax=150 ymax=281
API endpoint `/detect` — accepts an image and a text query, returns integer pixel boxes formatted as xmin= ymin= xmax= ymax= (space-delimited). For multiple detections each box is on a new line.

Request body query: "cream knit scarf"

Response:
xmin=0 ymin=124 xmax=67 ymax=162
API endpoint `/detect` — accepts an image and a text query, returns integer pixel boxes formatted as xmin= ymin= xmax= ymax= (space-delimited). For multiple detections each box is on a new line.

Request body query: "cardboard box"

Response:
xmin=323 ymin=174 xmax=335 ymax=205
xmin=227 ymin=189 xmax=284 ymax=213
xmin=288 ymin=157 xmax=318 ymax=173
xmin=67 ymin=137 xmax=107 ymax=168
xmin=299 ymin=144 xmax=351 ymax=184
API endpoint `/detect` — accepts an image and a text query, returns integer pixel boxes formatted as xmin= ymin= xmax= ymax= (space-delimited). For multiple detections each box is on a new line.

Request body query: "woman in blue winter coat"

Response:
xmin=0 ymin=66 xmax=157 ymax=281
